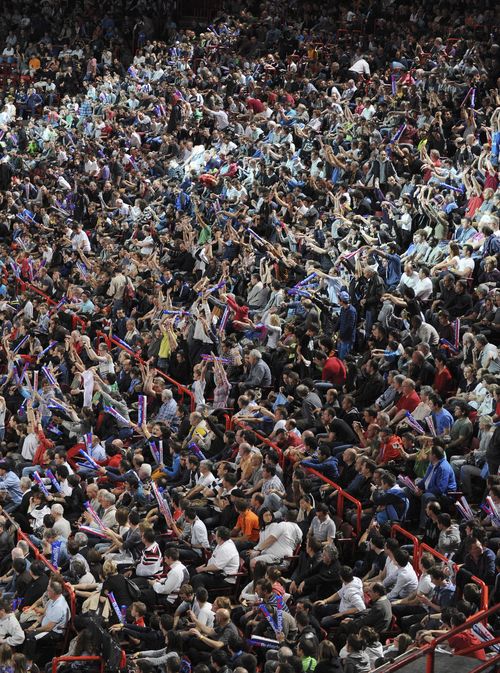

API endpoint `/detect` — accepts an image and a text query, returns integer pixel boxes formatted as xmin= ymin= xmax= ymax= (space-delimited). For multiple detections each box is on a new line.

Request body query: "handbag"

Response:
xmin=124 ymin=577 xmax=142 ymax=601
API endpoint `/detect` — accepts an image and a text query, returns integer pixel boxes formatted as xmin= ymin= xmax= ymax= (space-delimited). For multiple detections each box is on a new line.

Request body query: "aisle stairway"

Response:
xmin=373 ymin=652 xmax=499 ymax=673
xmin=386 ymin=652 xmax=492 ymax=673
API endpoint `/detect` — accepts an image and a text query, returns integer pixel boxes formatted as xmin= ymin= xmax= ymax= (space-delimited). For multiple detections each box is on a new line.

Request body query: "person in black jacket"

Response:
xmin=291 ymin=544 xmax=341 ymax=601
xmin=22 ymin=560 xmax=49 ymax=608
xmin=61 ymin=473 xmax=86 ymax=522
xmin=167 ymin=96 xmax=182 ymax=133
xmin=361 ymin=268 xmax=384 ymax=334
xmin=486 ymin=423 xmax=500 ymax=476
xmin=353 ymin=360 xmax=385 ymax=409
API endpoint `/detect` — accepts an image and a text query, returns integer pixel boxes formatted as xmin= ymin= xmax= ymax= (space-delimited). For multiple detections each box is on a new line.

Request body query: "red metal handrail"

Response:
xmin=1 ymin=510 xmax=76 ymax=621
xmin=304 ymin=467 xmax=362 ymax=535
xmin=418 ymin=543 xmax=488 ymax=612
xmin=96 ymin=331 xmax=195 ymax=411
xmin=17 ymin=280 xmax=87 ymax=330
xmin=51 ymin=656 xmax=103 ymax=673
xmin=231 ymin=418 xmax=284 ymax=466
xmin=391 ymin=524 xmax=420 ymax=572
xmin=455 ymin=635 xmax=500 ymax=658
xmin=469 ymin=654 xmax=500 ymax=673
xmin=376 ymin=602 xmax=500 ymax=673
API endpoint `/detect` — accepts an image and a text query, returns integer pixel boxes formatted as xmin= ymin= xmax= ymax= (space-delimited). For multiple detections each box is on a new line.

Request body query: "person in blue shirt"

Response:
xmin=415 ymin=446 xmax=457 ymax=527
xmin=301 ymin=445 xmax=339 ymax=481
xmin=373 ymin=472 xmax=409 ymax=524
xmin=0 ymin=460 xmax=23 ymax=512
xmin=370 ymin=243 xmax=402 ymax=290
xmin=429 ymin=394 xmax=454 ymax=436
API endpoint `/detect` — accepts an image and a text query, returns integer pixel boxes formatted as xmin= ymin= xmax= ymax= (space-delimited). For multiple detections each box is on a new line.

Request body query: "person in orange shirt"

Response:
xmin=28 ymin=55 xmax=41 ymax=72
xmin=231 ymin=499 xmax=259 ymax=551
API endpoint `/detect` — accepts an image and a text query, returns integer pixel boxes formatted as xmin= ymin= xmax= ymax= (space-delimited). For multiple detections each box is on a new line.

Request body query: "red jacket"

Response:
xmin=226 ymin=296 xmax=249 ymax=324
xmin=322 ymin=356 xmax=347 ymax=384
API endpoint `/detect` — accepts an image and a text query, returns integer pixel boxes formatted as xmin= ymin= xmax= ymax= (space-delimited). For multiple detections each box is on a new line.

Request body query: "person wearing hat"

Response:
xmin=336 ymin=291 xmax=357 ymax=360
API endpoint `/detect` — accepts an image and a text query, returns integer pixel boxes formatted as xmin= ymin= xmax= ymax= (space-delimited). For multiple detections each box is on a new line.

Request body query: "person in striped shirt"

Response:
xmin=135 ymin=529 xmax=163 ymax=577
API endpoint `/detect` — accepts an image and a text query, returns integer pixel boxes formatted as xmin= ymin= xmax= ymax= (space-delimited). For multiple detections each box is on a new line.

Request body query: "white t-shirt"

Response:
xmin=193 ymin=600 xmax=214 ymax=627
xmin=190 ymin=518 xmax=209 ymax=552
xmin=196 ymin=472 xmax=215 ymax=488
xmin=192 ymin=380 xmax=206 ymax=407
xmin=338 ymin=577 xmax=366 ymax=613
xmin=382 ymin=557 xmax=398 ymax=589
xmin=211 ymin=539 xmax=240 ymax=583
xmin=417 ymin=572 xmax=433 ymax=596
xmin=72 ymin=230 xmax=91 ymax=252
xmin=415 ymin=277 xmax=433 ymax=300
xmin=456 ymin=257 xmax=474 ymax=276
xmin=260 ymin=521 xmax=303 ymax=559
xmin=349 ymin=58 xmax=370 ymax=75
xmin=400 ymin=272 xmax=419 ymax=290
xmin=22 ymin=433 xmax=39 ymax=461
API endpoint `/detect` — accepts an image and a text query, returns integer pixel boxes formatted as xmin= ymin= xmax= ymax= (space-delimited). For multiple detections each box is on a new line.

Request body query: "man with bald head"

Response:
xmin=186 ymin=607 xmax=239 ymax=664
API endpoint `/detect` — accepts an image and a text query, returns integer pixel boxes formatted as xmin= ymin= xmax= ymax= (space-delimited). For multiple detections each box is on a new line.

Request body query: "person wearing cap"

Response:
xmin=336 ymin=291 xmax=357 ymax=360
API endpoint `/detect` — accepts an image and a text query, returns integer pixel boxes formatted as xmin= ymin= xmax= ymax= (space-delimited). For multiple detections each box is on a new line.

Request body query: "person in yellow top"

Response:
xmin=231 ymin=499 xmax=260 ymax=551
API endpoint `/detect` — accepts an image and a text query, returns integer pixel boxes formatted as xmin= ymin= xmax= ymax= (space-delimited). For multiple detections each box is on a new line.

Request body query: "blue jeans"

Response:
xmin=365 ymin=309 xmax=375 ymax=335
xmin=376 ymin=505 xmax=401 ymax=524
xmin=337 ymin=341 xmax=352 ymax=359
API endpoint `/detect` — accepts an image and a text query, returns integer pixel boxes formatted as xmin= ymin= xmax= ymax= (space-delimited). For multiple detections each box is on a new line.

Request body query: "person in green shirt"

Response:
xmin=298 ymin=639 xmax=317 ymax=672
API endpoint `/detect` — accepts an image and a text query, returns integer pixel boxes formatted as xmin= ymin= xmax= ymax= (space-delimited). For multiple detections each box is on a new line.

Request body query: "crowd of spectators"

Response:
xmin=0 ymin=0 xmax=498 ymax=672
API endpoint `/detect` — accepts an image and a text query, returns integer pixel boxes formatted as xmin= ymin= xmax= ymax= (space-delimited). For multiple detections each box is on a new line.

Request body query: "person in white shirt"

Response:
xmin=71 ymin=224 xmax=91 ymax=252
xmin=349 ymin=57 xmax=371 ymax=78
xmin=51 ymin=504 xmax=72 ymax=539
xmin=150 ymin=548 xmax=189 ymax=604
xmin=315 ymin=566 xmax=366 ymax=627
xmin=21 ymin=430 xmax=39 ymax=462
xmin=454 ymin=245 xmax=475 ymax=278
xmin=0 ymin=599 xmax=25 ymax=645
xmin=172 ymin=508 xmax=210 ymax=563
xmin=398 ymin=262 xmax=419 ymax=293
xmin=188 ymin=587 xmax=215 ymax=629
xmin=192 ymin=527 xmax=239 ymax=589
xmin=414 ymin=267 xmax=434 ymax=301
xmin=186 ymin=460 xmax=215 ymax=500
xmin=203 ymin=105 xmax=229 ymax=130
xmin=390 ymin=554 xmax=435 ymax=623
xmin=387 ymin=549 xmax=419 ymax=601
xmin=249 ymin=510 xmax=303 ymax=568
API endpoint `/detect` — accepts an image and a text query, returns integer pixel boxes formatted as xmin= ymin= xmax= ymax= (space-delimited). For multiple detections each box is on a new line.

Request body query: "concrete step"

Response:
xmin=386 ymin=651 xmax=494 ymax=673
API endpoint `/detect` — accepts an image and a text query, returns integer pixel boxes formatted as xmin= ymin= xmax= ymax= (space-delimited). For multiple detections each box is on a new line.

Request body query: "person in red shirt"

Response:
xmin=130 ymin=601 xmax=147 ymax=627
xmin=246 ymin=97 xmax=264 ymax=114
xmin=376 ymin=428 xmax=404 ymax=465
xmin=221 ymin=292 xmax=251 ymax=331
xmin=314 ymin=351 xmax=347 ymax=386
xmin=389 ymin=378 xmax=421 ymax=426
xmin=423 ymin=148 xmax=441 ymax=183
xmin=446 ymin=612 xmax=487 ymax=660
xmin=434 ymin=353 xmax=455 ymax=398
